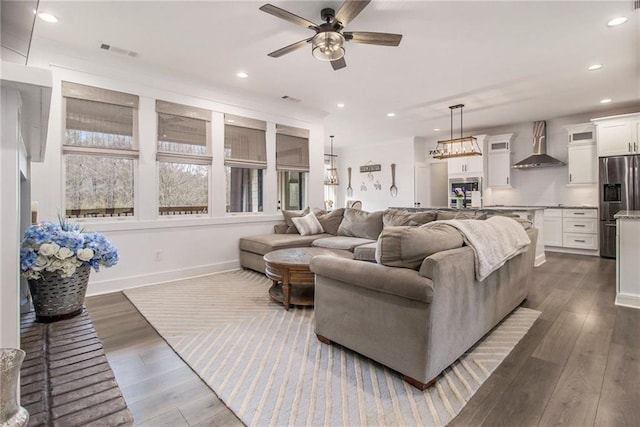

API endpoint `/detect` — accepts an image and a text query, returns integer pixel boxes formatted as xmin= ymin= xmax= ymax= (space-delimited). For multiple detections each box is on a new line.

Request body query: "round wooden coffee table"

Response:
xmin=263 ymin=247 xmax=353 ymax=310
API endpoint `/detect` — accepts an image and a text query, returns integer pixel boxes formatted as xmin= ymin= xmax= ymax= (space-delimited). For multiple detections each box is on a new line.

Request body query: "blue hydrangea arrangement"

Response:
xmin=20 ymin=220 xmax=119 ymax=280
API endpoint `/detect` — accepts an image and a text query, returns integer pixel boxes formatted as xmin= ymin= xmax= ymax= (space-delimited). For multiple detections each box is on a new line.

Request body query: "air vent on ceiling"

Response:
xmin=100 ymin=43 xmax=138 ymax=58
xmin=635 ymin=0 xmax=640 ymax=9
xmin=281 ymin=95 xmax=302 ymax=103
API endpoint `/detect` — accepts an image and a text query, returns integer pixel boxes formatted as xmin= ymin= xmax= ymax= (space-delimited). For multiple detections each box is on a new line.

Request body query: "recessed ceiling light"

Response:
xmin=587 ymin=64 xmax=602 ymax=71
xmin=433 ymin=128 xmax=440 ymax=131
xmin=607 ymin=17 xmax=627 ymax=27
xmin=386 ymin=112 xmax=396 ymax=117
xmin=236 ymin=72 xmax=248 ymax=79
xmin=600 ymin=98 xmax=612 ymax=104
xmin=337 ymin=103 xmax=345 ymax=108
xmin=37 ymin=13 xmax=58 ymax=23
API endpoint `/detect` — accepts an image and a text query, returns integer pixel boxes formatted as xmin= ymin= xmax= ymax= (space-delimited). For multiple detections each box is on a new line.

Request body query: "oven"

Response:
xmin=449 ymin=177 xmax=481 ymax=208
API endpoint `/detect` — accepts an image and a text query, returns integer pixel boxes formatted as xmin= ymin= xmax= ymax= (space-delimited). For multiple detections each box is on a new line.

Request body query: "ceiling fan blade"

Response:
xmin=335 ymin=0 xmax=371 ymax=27
xmin=331 ymin=57 xmax=347 ymax=71
xmin=267 ymin=38 xmax=312 ymax=58
xmin=344 ymin=31 xmax=402 ymax=46
xmin=259 ymin=4 xmax=318 ymax=30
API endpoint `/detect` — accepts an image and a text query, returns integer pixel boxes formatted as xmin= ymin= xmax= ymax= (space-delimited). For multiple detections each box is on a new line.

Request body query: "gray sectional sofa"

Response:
xmin=239 ymin=206 xmax=537 ymax=389
xmin=239 ymin=207 xmax=477 ymax=273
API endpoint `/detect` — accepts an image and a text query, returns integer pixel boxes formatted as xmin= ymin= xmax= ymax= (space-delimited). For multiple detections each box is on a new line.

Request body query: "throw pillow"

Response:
xmin=375 ymin=223 xmax=464 ymax=270
xmin=291 ymin=212 xmax=325 ymax=236
xmin=282 ymin=207 xmax=310 ymax=234
xmin=315 ymin=208 xmax=345 ymax=235
xmin=383 ymin=209 xmax=437 ymax=227
xmin=337 ymin=208 xmax=384 ymax=240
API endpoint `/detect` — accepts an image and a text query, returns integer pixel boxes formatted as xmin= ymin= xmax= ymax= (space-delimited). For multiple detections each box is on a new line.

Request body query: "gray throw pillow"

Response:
xmin=281 ymin=207 xmax=310 ymax=234
xmin=376 ymin=224 xmax=464 ymax=270
xmin=337 ymin=209 xmax=384 ymax=240
xmin=291 ymin=212 xmax=325 ymax=236
xmin=383 ymin=209 xmax=437 ymax=227
xmin=315 ymin=208 xmax=345 ymax=235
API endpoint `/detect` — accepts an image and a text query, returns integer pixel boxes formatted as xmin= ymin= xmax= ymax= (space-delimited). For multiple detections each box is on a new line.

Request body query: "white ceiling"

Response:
xmin=26 ymin=0 xmax=640 ymax=148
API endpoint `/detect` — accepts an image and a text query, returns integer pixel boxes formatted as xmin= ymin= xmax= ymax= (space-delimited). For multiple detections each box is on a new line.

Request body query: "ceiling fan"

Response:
xmin=259 ymin=0 xmax=402 ymax=71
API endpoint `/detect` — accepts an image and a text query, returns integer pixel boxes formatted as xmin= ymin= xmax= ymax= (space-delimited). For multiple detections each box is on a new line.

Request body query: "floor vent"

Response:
xmin=100 ymin=43 xmax=139 ymax=58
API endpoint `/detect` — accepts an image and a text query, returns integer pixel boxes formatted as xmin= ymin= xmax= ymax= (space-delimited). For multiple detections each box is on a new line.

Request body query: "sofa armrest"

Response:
xmin=310 ymin=255 xmax=434 ymax=303
xmin=418 ymin=246 xmax=475 ymax=282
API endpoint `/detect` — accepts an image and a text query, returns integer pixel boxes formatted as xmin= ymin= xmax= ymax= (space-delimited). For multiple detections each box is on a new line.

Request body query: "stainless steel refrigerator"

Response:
xmin=599 ymin=155 xmax=640 ymax=258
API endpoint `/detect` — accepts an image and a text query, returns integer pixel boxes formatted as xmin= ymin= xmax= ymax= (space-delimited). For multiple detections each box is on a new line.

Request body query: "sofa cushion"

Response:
xmin=239 ymin=233 xmax=330 ymax=255
xmin=337 ymin=209 xmax=383 ymax=240
xmin=383 ymin=209 xmax=437 ymax=227
xmin=312 ymin=236 xmax=375 ymax=251
xmin=436 ymin=210 xmax=474 ymax=221
xmin=315 ymin=208 xmax=345 ymax=235
xmin=292 ymin=212 xmax=325 ymax=236
xmin=353 ymin=241 xmax=377 ymax=262
xmin=375 ymin=224 xmax=464 ymax=270
xmin=282 ymin=207 xmax=310 ymax=234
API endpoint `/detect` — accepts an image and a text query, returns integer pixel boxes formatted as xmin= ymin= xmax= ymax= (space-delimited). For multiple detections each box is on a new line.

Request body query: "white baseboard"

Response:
xmin=545 ymin=246 xmax=600 ymax=257
xmin=86 ymin=260 xmax=240 ymax=296
xmin=534 ymin=253 xmax=546 ymax=267
xmin=615 ymin=293 xmax=640 ymax=309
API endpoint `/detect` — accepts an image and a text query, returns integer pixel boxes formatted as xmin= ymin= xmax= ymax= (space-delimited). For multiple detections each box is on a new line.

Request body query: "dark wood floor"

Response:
xmin=86 ymin=252 xmax=640 ymax=426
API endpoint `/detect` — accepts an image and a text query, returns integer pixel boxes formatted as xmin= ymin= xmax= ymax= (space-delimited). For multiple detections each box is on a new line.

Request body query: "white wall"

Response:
xmin=29 ymin=61 xmax=326 ymax=295
xmin=336 ymin=138 xmax=415 ymax=211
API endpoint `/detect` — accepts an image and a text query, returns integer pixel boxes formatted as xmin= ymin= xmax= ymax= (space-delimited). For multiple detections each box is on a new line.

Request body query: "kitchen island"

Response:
xmin=614 ymin=210 xmax=640 ymax=309
xmin=391 ymin=206 xmax=546 ymax=266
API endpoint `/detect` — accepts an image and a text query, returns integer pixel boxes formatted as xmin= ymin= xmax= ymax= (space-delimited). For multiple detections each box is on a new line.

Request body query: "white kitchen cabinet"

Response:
xmin=565 ymin=123 xmax=596 ymax=145
xmin=487 ymin=133 xmax=513 ymax=188
xmin=448 ymin=154 xmax=483 ymax=175
xmin=447 ymin=134 xmax=487 ymax=178
xmin=544 ymin=208 xmax=598 ymax=253
xmin=616 ymin=215 xmax=640 ymax=309
xmin=567 ymin=143 xmax=596 ymax=184
xmin=488 ymin=151 xmax=511 ymax=187
xmin=592 ymin=113 xmax=640 ymax=157
xmin=543 ymin=209 xmax=563 ymax=246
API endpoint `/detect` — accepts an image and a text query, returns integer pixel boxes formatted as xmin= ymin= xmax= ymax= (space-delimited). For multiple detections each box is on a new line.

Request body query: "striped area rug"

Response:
xmin=125 ymin=270 xmax=540 ymax=427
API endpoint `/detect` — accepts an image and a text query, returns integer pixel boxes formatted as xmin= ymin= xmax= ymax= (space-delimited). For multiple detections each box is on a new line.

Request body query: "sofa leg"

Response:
xmin=402 ymin=375 xmax=436 ymax=391
xmin=316 ymin=334 xmax=332 ymax=345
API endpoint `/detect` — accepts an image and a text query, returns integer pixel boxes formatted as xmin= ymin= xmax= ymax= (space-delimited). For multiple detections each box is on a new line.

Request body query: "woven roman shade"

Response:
xmin=224 ymin=114 xmax=267 ymax=169
xmin=156 ymin=100 xmax=212 ymax=165
xmin=276 ymin=125 xmax=309 ymax=172
xmin=62 ymin=82 xmax=139 ymax=158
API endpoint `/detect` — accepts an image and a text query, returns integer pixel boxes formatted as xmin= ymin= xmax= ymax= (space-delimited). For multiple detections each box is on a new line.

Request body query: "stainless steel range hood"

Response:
xmin=512 ymin=121 xmax=566 ymax=169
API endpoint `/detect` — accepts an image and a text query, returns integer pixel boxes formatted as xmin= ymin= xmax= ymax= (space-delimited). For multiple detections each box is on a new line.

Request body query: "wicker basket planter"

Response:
xmin=27 ymin=266 xmax=91 ymax=322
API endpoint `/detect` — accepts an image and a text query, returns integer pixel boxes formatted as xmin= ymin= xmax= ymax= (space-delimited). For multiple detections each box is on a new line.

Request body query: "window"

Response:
xmin=156 ymin=100 xmax=212 ymax=216
xmin=276 ymin=125 xmax=309 ymax=210
xmin=224 ymin=114 xmax=267 ymax=213
xmin=62 ymin=82 xmax=139 ymax=218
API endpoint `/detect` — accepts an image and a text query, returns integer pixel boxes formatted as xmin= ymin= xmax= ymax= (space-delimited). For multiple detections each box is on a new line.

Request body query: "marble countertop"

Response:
xmin=614 ymin=210 xmax=640 ymax=219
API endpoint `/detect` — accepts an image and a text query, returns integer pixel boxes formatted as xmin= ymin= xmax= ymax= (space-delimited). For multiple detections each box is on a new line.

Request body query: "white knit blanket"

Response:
xmin=426 ymin=216 xmax=531 ymax=281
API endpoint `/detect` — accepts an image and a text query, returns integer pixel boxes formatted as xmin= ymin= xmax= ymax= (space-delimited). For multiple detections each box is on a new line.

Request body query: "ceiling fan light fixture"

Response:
xmin=312 ymin=31 xmax=345 ymax=61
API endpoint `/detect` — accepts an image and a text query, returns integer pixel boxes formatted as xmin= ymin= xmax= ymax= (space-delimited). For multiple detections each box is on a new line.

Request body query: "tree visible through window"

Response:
xmin=62 ymin=82 xmax=139 ymax=218
xmin=156 ymin=101 xmax=212 ymax=216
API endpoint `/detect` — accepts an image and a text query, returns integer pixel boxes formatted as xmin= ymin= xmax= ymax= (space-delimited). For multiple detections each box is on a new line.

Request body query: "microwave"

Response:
xmin=449 ymin=177 xmax=481 ymax=208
